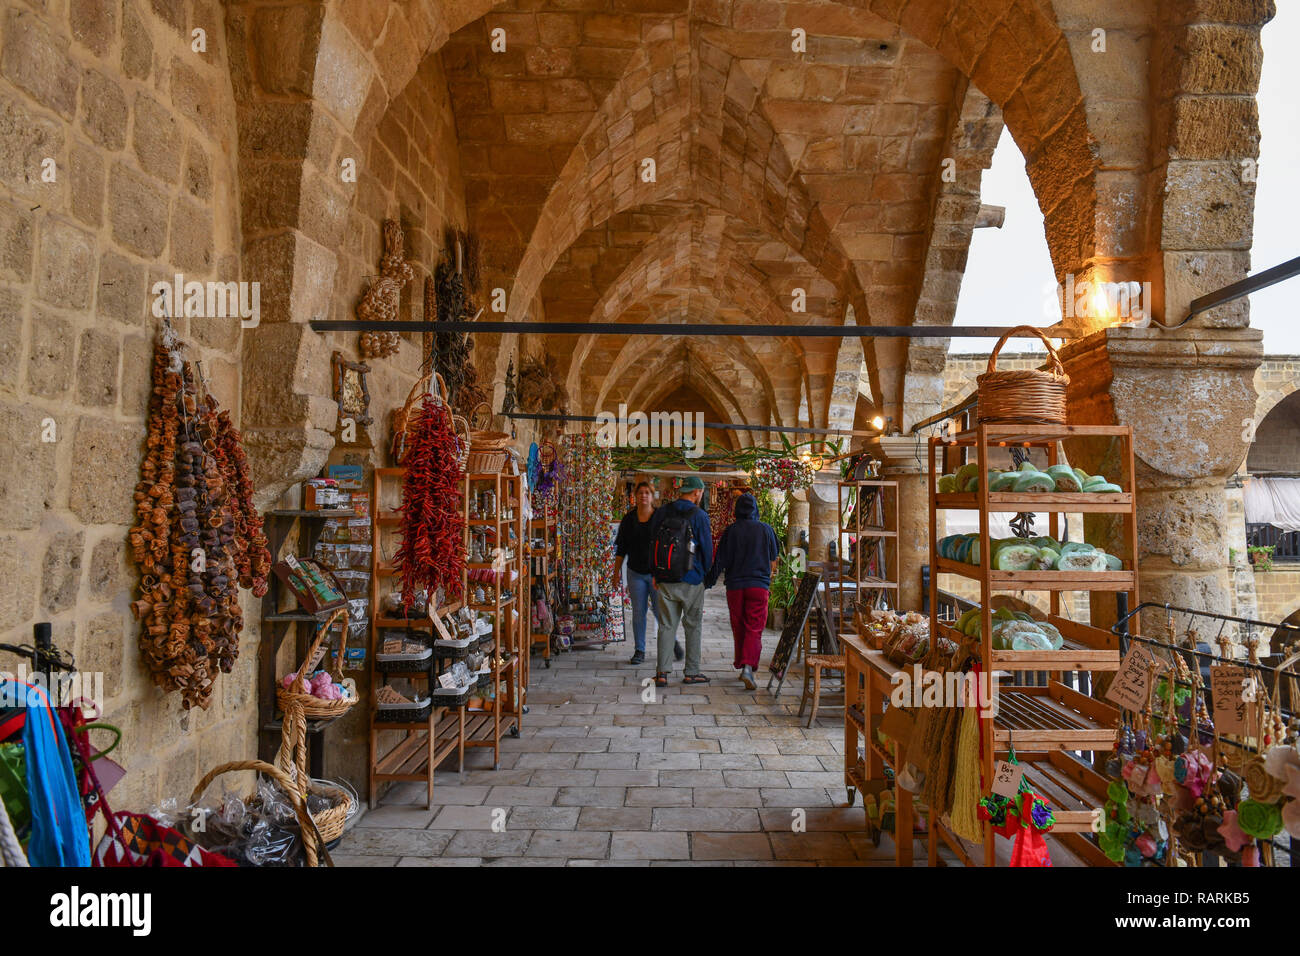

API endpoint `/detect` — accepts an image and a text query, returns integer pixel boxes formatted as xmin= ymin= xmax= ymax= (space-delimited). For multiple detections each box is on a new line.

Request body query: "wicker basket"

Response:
xmin=277 ymin=607 xmax=358 ymax=721
xmin=468 ymin=401 xmax=512 ymax=450
xmin=975 ymin=326 xmax=1069 ymax=426
xmin=189 ymin=759 xmax=328 ymax=867
xmin=467 ymin=449 xmax=509 ymax=473
xmin=391 ymin=372 xmax=470 ymax=470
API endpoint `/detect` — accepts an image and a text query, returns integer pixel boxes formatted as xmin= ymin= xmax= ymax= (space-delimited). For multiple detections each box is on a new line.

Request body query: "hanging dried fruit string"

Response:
xmin=434 ymin=227 xmax=488 ymax=414
xmin=393 ymin=393 xmax=466 ymax=610
xmin=129 ymin=325 xmax=268 ymax=709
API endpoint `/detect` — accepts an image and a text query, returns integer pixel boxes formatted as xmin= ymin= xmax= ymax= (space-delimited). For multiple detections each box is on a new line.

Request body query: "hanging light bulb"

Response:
xmin=871 ymin=415 xmax=885 ymax=431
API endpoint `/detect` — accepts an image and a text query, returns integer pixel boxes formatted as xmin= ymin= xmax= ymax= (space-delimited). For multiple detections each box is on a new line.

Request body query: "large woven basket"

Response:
xmin=391 ymin=371 xmax=470 ymax=470
xmin=468 ymin=401 xmax=512 ymax=450
xmin=189 ymin=759 xmax=328 ymax=867
xmin=277 ymin=607 xmax=357 ymax=721
xmin=975 ymin=326 xmax=1069 ymax=426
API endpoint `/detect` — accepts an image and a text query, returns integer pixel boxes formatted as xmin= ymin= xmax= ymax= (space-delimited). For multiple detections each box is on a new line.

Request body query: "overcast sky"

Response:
xmin=951 ymin=8 xmax=1299 ymax=355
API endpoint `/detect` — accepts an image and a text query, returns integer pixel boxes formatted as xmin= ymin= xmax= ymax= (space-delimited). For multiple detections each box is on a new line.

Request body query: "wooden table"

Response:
xmin=841 ymin=633 xmax=916 ymax=867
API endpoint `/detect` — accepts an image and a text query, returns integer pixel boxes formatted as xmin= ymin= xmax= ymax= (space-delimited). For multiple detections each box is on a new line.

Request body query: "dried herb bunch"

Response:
xmin=517 ymin=349 xmax=568 ymax=414
xmin=128 ymin=327 xmax=269 ymax=709
xmin=433 ymin=227 xmax=488 ymax=414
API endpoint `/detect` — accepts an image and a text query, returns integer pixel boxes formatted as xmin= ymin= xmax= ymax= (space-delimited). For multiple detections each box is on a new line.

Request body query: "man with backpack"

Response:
xmin=705 ymin=491 xmax=780 ymax=690
xmin=648 ymin=475 xmax=712 ymax=687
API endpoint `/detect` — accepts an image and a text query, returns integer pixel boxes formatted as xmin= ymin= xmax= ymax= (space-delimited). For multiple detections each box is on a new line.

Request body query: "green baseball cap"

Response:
xmin=679 ymin=476 xmax=705 ymax=491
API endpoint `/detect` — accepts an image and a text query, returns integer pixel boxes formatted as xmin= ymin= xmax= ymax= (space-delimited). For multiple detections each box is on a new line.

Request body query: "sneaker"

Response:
xmin=673 ymin=641 xmax=684 ymax=661
xmin=740 ymin=665 xmax=756 ymax=690
xmin=629 ymin=651 xmax=645 ymax=665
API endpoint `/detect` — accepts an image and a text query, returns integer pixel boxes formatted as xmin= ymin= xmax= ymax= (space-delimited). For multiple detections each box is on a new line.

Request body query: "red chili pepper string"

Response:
xmin=394 ymin=394 xmax=465 ymax=609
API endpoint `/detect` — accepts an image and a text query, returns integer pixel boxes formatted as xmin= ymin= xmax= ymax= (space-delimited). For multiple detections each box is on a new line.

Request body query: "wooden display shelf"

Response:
xmin=933 ymin=616 xmax=1120 ymax=671
xmin=990 ymin=681 xmax=1118 ymax=753
xmin=935 ymin=491 xmax=1133 ymax=513
xmin=946 ymin=422 xmax=1139 ymax=445
xmin=933 ymin=557 xmax=1135 ymax=591
xmin=267 ymin=508 xmax=357 ymax=519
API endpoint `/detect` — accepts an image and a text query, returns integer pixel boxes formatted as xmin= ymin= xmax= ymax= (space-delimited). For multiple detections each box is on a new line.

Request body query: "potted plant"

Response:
xmin=766 ymin=553 xmax=798 ymax=629
xmin=1247 ymin=544 xmax=1275 ymax=572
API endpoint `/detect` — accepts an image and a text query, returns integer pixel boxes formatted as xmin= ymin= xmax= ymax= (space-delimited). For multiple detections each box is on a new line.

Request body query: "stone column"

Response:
xmin=1059 ymin=326 xmax=1262 ymax=637
xmin=807 ymin=477 xmax=839 ymax=565
xmin=876 ymin=435 xmax=931 ymax=613
xmin=787 ymin=490 xmax=810 ymax=552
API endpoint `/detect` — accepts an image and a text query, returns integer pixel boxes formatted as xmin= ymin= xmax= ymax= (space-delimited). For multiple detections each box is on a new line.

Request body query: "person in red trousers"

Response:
xmin=705 ymin=491 xmax=780 ymax=689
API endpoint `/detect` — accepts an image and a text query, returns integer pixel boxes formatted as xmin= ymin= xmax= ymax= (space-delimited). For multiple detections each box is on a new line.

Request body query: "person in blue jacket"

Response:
xmin=647 ymin=476 xmax=712 ymax=686
xmin=705 ymin=491 xmax=779 ymax=690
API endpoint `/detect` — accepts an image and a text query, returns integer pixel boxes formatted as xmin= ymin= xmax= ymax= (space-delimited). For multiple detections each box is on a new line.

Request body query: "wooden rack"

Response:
xmin=925 ymin=422 xmax=1136 ymax=866
xmin=528 ymin=513 xmax=557 ymax=667
xmin=367 ymin=467 xmax=467 ymax=809
xmin=464 ymin=471 xmax=525 ymax=768
xmin=835 ymin=479 xmax=899 ymax=638
xmin=257 ymin=507 xmax=358 ymax=775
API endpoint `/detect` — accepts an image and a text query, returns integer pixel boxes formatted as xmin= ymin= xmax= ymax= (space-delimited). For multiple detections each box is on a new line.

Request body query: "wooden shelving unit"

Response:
xmin=835 ymin=479 xmax=899 ymax=638
xmin=528 ymin=513 xmax=557 ymax=667
xmin=367 ymin=467 xmax=467 ymax=809
xmin=927 ymin=422 xmax=1136 ymax=867
xmin=463 ymin=471 xmax=524 ymax=769
xmin=257 ymin=507 xmax=358 ymax=775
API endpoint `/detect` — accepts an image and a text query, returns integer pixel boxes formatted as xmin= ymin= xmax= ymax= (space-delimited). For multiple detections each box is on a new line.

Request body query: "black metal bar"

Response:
xmin=1114 ymin=600 xmax=1300 ymax=643
xmin=310 ymin=319 xmax=1069 ymax=339
xmin=1185 ymin=254 xmax=1300 ymax=322
xmin=506 ymin=410 xmax=875 ymax=438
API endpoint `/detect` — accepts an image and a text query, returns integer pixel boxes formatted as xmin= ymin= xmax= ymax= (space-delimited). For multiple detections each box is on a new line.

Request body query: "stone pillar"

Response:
xmin=876 ymin=435 xmax=931 ymax=613
xmin=1059 ymin=326 xmax=1262 ymax=637
xmin=807 ymin=477 xmax=838 ymax=565
xmin=787 ymin=490 xmax=810 ymax=552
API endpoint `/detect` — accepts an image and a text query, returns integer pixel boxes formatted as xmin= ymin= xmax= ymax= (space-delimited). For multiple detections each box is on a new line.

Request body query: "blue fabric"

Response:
xmin=625 ymin=569 xmax=655 ymax=653
xmin=706 ymin=493 xmax=780 ymax=591
xmin=5 ymin=680 xmax=89 ymax=867
xmin=648 ymin=499 xmax=712 ymax=585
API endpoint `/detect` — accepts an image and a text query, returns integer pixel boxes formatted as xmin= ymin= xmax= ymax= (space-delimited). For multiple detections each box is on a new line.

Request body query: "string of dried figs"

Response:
xmin=129 ymin=327 xmax=265 ymax=709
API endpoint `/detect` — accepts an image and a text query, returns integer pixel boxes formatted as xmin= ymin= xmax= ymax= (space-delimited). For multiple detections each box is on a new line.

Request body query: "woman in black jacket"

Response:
xmin=705 ymin=492 xmax=779 ymax=689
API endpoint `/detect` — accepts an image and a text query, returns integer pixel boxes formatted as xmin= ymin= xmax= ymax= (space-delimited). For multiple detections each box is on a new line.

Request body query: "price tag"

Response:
xmin=1209 ymin=665 xmax=1258 ymax=737
xmin=1106 ymin=643 xmax=1161 ymax=712
xmin=991 ymin=760 xmax=1024 ymax=798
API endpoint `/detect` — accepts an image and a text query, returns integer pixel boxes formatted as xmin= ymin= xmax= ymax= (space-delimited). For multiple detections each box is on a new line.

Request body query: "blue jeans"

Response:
xmin=626 ymin=570 xmax=655 ymax=653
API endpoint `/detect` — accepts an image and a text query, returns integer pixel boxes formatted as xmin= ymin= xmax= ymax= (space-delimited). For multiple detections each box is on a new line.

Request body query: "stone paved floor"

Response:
xmin=337 ymin=588 xmax=908 ymax=866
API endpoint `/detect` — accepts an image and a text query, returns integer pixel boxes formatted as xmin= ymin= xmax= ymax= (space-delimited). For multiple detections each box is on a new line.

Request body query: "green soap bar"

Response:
xmin=1036 ymin=547 xmax=1060 ymax=569
xmin=1047 ymin=465 xmax=1080 ymax=492
xmin=1056 ymin=550 xmax=1108 ymax=572
xmin=990 ymin=472 xmax=1019 ymax=492
xmin=1089 ymin=482 xmax=1123 ymax=494
xmin=955 ymin=462 xmax=980 ymax=488
xmin=1059 ymin=541 xmax=1095 ymax=555
xmin=1019 ymin=461 xmax=1038 ymax=473
xmin=937 ymin=474 xmax=957 ymax=494
xmin=1012 ymin=471 xmax=1055 ymax=493
xmin=995 ymin=544 xmax=1040 ymax=571
xmin=1104 ymin=553 xmax=1122 ymax=571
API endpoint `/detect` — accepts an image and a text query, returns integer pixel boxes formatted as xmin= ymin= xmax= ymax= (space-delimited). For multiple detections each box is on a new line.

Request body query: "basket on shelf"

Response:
xmin=975 ymin=326 xmax=1069 ymax=426
xmin=468 ymin=401 xmax=511 ymax=449
xmin=391 ymin=371 xmax=470 ymax=470
xmin=189 ymin=759 xmax=328 ymax=867
xmin=276 ymin=607 xmax=358 ymax=721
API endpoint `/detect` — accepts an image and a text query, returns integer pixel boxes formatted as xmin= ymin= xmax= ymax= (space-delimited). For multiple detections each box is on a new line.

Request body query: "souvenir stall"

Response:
xmin=555 ymin=435 xmax=622 ymax=650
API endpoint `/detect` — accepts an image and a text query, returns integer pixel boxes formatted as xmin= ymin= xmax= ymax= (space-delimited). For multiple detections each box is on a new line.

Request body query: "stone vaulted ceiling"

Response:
xmin=424 ymin=0 xmax=1013 ymax=432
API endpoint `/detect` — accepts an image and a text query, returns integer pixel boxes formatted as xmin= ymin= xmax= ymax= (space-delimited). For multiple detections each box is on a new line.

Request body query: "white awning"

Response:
xmin=1244 ymin=477 xmax=1300 ymax=533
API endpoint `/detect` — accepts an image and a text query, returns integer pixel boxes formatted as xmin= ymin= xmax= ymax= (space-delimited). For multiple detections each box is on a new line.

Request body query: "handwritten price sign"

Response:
xmin=991 ymin=760 xmax=1024 ymax=798
xmin=1106 ymin=643 xmax=1162 ymax=713
xmin=1209 ymin=665 xmax=1258 ymax=738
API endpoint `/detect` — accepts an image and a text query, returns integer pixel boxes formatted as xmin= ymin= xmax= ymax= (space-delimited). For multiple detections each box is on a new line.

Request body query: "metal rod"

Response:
xmin=310 ymin=319 xmax=1069 ymax=340
xmin=1113 ymin=600 xmax=1300 ymax=641
xmin=1184 ymin=254 xmax=1300 ymax=324
xmin=506 ymin=410 xmax=877 ymax=437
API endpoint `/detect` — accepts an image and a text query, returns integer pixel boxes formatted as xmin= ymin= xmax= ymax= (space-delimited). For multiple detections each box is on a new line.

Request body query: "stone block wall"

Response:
xmin=1251 ymin=569 xmax=1300 ymax=634
xmin=0 ymin=0 xmax=253 ymax=814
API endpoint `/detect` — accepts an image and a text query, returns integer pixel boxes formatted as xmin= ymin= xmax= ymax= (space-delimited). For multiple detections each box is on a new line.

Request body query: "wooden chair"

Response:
xmin=801 ymin=653 xmax=846 ymax=727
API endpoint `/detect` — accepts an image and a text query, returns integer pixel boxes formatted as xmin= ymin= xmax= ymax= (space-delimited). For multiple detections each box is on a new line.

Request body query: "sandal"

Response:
xmin=654 ymin=672 xmax=669 ymax=687
xmin=682 ymin=673 xmax=711 ymax=685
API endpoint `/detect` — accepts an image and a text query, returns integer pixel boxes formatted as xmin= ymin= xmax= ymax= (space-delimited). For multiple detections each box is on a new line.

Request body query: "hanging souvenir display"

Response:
xmin=978 ymin=750 xmax=1057 ymax=867
xmin=528 ymin=441 xmax=562 ymax=520
xmin=707 ymin=479 xmax=736 ymax=553
xmin=129 ymin=326 xmax=271 ymax=709
xmin=433 ymin=228 xmax=488 ymax=414
xmin=517 ymin=348 xmax=568 ymax=415
xmin=558 ymin=434 xmax=615 ymax=600
xmin=393 ymin=392 xmax=466 ymax=610
xmin=751 ymin=455 xmax=815 ymax=493
xmin=358 ymin=219 xmax=416 ymax=360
